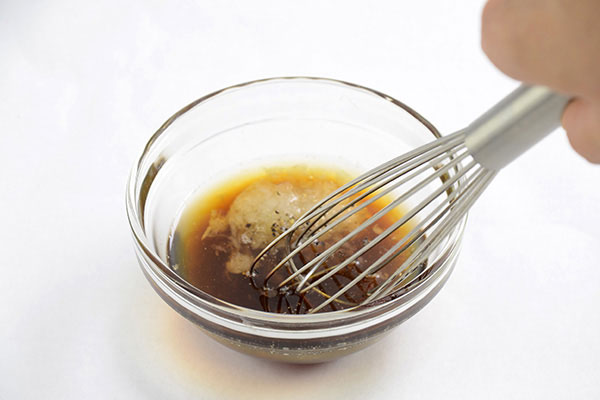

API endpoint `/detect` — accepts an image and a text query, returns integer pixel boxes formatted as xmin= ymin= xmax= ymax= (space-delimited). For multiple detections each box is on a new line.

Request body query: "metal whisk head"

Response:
xmin=250 ymin=85 xmax=568 ymax=313
xmin=250 ymin=131 xmax=494 ymax=313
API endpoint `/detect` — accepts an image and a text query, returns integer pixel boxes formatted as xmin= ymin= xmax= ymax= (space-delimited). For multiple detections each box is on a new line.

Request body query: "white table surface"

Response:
xmin=2 ymin=1 xmax=599 ymax=398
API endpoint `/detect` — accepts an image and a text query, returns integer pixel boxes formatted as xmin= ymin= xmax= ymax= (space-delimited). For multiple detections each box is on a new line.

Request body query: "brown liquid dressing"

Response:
xmin=168 ymin=165 xmax=421 ymax=314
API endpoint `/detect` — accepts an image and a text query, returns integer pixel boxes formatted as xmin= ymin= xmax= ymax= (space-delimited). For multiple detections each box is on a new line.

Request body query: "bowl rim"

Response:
xmin=126 ymin=76 xmax=467 ymax=330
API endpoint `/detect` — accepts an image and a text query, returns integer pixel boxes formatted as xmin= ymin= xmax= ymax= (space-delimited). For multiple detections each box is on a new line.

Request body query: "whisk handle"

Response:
xmin=464 ymin=85 xmax=570 ymax=171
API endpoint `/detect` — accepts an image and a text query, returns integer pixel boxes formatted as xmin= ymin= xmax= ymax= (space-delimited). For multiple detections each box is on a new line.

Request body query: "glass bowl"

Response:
xmin=126 ymin=77 xmax=466 ymax=363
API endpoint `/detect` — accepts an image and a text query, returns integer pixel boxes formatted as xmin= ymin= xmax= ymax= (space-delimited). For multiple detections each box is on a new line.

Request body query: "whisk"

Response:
xmin=250 ymin=85 xmax=569 ymax=313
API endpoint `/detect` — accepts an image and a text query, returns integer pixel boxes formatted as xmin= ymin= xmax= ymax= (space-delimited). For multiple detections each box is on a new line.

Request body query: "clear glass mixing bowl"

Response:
xmin=126 ymin=77 xmax=466 ymax=363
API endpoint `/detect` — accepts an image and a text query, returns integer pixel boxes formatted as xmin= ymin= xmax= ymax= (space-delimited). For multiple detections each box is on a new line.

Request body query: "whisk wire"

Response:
xmin=289 ymin=147 xmax=469 ymax=292
xmin=305 ymin=160 xmax=487 ymax=312
xmin=300 ymin=164 xmax=470 ymax=306
xmin=276 ymin=146 xmax=471 ymax=292
xmin=250 ymin=131 xmax=466 ymax=283
xmin=295 ymin=142 xmax=466 ymax=247
xmin=294 ymin=134 xmax=467 ymax=246
xmin=365 ymin=167 xmax=497 ymax=304
xmin=295 ymin=155 xmax=476 ymax=295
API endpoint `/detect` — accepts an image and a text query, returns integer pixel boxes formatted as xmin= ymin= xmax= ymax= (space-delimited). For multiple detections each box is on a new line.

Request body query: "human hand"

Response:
xmin=481 ymin=0 xmax=600 ymax=163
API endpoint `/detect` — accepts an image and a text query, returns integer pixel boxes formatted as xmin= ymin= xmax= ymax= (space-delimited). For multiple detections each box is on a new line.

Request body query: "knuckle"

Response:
xmin=481 ymin=0 xmax=521 ymax=76
xmin=563 ymin=100 xmax=600 ymax=163
xmin=481 ymin=0 xmax=541 ymax=82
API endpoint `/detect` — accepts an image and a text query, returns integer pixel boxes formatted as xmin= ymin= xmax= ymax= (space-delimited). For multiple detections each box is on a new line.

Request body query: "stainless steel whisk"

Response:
xmin=250 ymin=85 xmax=569 ymax=313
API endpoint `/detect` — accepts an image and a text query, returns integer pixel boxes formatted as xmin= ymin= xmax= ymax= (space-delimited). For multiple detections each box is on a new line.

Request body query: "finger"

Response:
xmin=481 ymin=0 xmax=600 ymax=98
xmin=562 ymin=98 xmax=600 ymax=164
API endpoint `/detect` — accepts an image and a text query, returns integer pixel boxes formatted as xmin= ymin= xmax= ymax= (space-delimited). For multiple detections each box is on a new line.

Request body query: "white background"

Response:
xmin=2 ymin=1 xmax=599 ymax=399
